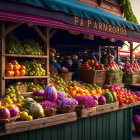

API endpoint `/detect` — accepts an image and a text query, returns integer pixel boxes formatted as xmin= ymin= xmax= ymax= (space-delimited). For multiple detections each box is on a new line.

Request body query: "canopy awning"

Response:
xmin=0 ymin=0 xmax=140 ymax=43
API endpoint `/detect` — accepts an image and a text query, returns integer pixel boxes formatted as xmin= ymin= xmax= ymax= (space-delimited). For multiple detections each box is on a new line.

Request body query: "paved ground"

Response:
xmin=132 ymin=123 xmax=140 ymax=140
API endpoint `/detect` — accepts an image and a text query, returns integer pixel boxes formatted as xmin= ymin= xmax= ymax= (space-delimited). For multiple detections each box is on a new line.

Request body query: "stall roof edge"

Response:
xmin=5 ymin=0 xmax=140 ymax=31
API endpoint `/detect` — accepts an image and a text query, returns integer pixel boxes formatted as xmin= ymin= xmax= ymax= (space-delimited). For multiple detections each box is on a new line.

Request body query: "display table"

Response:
xmin=0 ymin=107 xmax=132 ymax=140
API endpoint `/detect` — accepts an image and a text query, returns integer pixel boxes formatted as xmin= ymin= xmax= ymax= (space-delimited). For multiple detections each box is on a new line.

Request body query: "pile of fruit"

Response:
xmin=123 ymin=60 xmax=140 ymax=72
xmin=6 ymin=33 xmax=44 ymax=55
xmin=24 ymin=60 xmax=46 ymax=76
xmin=6 ymin=60 xmax=26 ymax=77
xmin=80 ymin=60 xmax=105 ymax=70
xmin=110 ymin=84 xmax=140 ymax=106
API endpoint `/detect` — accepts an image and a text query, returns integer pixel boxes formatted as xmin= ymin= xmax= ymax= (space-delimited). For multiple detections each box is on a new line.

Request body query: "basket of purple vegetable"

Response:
xmin=57 ymin=91 xmax=78 ymax=113
xmin=40 ymin=101 xmax=57 ymax=116
xmin=33 ymin=91 xmax=45 ymax=102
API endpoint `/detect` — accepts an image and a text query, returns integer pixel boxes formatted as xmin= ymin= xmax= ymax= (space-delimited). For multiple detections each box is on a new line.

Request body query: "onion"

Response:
xmin=0 ymin=107 xmax=10 ymax=119
xmin=9 ymin=108 xmax=19 ymax=118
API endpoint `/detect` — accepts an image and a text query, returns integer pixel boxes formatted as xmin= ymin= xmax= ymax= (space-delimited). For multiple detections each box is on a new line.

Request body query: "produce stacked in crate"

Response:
xmin=105 ymin=55 xmax=123 ymax=85
xmin=123 ymin=60 xmax=140 ymax=84
xmin=79 ymin=60 xmax=107 ymax=85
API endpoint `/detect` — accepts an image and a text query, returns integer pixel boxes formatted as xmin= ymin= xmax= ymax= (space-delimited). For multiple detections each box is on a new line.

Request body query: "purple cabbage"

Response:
xmin=57 ymin=98 xmax=78 ymax=108
xmin=74 ymin=96 xmax=96 ymax=108
xmin=133 ymin=115 xmax=140 ymax=124
xmin=44 ymin=85 xmax=57 ymax=102
xmin=98 ymin=96 xmax=106 ymax=105
xmin=57 ymin=91 xmax=67 ymax=100
xmin=40 ymin=101 xmax=56 ymax=109
xmin=33 ymin=91 xmax=44 ymax=97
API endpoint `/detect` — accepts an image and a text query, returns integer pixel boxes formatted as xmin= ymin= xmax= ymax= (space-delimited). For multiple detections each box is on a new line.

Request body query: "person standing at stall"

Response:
xmin=70 ymin=55 xmax=81 ymax=80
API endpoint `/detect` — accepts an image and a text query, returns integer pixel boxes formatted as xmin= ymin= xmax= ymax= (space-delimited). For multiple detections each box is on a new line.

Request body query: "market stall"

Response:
xmin=0 ymin=0 xmax=140 ymax=140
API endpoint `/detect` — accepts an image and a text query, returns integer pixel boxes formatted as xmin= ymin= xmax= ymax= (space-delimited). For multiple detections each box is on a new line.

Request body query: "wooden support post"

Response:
xmin=130 ymin=42 xmax=133 ymax=65
xmin=45 ymin=27 xmax=50 ymax=85
xmin=99 ymin=46 xmax=101 ymax=62
xmin=49 ymin=29 xmax=58 ymax=39
xmin=116 ymin=46 xmax=119 ymax=64
xmin=0 ymin=22 xmax=5 ymax=98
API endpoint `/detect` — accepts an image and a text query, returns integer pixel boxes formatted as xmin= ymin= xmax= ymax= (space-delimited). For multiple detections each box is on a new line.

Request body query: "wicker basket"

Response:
xmin=44 ymin=108 xmax=57 ymax=116
xmin=58 ymin=72 xmax=72 ymax=81
xmin=134 ymin=123 xmax=140 ymax=134
xmin=106 ymin=72 xmax=123 ymax=85
xmin=79 ymin=68 xmax=107 ymax=85
xmin=58 ymin=106 xmax=75 ymax=113
xmin=0 ymin=115 xmax=20 ymax=125
xmin=17 ymin=85 xmax=28 ymax=93
xmin=123 ymin=72 xmax=138 ymax=85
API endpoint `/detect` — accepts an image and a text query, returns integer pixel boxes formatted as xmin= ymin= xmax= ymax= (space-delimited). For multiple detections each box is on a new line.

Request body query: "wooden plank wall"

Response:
xmin=77 ymin=0 xmax=123 ymax=17
xmin=0 ymin=108 xmax=132 ymax=140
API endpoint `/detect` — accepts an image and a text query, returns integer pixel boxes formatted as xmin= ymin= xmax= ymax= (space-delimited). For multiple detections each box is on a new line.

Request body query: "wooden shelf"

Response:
xmin=3 ymin=76 xmax=49 ymax=80
xmin=3 ymin=54 xmax=48 ymax=59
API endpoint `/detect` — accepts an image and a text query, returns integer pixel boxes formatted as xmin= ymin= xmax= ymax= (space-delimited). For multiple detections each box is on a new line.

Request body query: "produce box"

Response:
xmin=79 ymin=68 xmax=107 ymax=85
xmin=123 ymin=72 xmax=138 ymax=85
xmin=106 ymin=70 xmax=123 ymax=85
xmin=17 ymin=85 xmax=28 ymax=93
xmin=58 ymin=72 xmax=72 ymax=81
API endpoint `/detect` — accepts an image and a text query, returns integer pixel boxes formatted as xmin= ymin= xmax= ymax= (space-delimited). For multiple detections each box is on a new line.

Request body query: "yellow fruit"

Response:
xmin=4 ymin=95 xmax=10 ymax=99
xmin=20 ymin=111 xmax=28 ymax=120
xmin=18 ymin=95 xmax=24 ymax=100
xmin=2 ymin=98 xmax=13 ymax=105
xmin=26 ymin=115 xmax=33 ymax=121
xmin=11 ymin=97 xmax=17 ymax=103
xmin=5 ymin=104 xmax=16 ymax=109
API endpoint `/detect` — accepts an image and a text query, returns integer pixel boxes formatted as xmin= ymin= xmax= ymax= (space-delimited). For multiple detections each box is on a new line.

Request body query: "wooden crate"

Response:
xmin=123 ymin=72 xmax=138 ymax=85
xmin=106 ymin=72 xmax=123 ymax=85
xmin=0 ymin=112 xmax=77 ymax=136
xmin=58 ymin=72 xmax=72 ymax=81
xmin=79 ymin=68 xmax=107 ymax=85
xmin=76 ymin=105 xmax=96 ymax=118
xmin=17 ymin=85 xmax=28 ymax=93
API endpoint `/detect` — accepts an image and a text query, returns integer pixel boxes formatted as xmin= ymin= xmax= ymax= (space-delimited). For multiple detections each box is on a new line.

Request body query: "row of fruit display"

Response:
xmin=6 ymin=33 xmax=44 ymax=55
xmin=5 ymin=59 xmax=46 ymax=77
xmin=0 ymin=73 xmax=140 ymax=122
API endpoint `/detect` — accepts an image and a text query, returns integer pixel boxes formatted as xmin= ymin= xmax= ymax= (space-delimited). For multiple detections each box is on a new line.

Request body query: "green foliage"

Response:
xmin=121 ymin=0 xmax=139 ymax=24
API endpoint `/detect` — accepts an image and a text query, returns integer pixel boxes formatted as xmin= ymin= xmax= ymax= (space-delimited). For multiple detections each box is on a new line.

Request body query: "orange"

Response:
xmin=13 ymin=65 xmax=19 ymax=71
xmin=6 ymin=63 xmax=13 ymax=71
xmin=14 ymin=70 xmax=20 ymax=76
xmin=19 ymin=70 xmax=25 ymax=76
xmin=17 ymin=64 xmax=21 ymax=70
xmin=11 ymin=60 xmax=18 ymax=65
xmin=6 ymin=71 xmax=13 ymax=77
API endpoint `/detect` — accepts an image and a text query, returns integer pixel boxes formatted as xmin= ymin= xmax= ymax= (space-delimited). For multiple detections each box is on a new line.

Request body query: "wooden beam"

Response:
xmin=116 ymin=46 xmax=119 ymax=64
xmin=49 ymin=29 xmax=58 ymax=39
xmin=5 ymin=23 xmax=23 ymax=35
xmin=33 ymin=25 xmax=47 ymax=43
xmin=130 ymin=42 xmax=133 ymax=65
xmin=45 ymin=27 xmax=50 ymax=85
xmin=0 ymin=22 xmax=6 ymax=98
xmin=133 ymin=44 xmax=140 ymax=51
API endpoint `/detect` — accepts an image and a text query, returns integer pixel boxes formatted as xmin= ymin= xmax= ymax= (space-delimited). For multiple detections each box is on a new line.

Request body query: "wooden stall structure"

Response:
xmin=0 ymin=0 xmax=140 ymax=140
